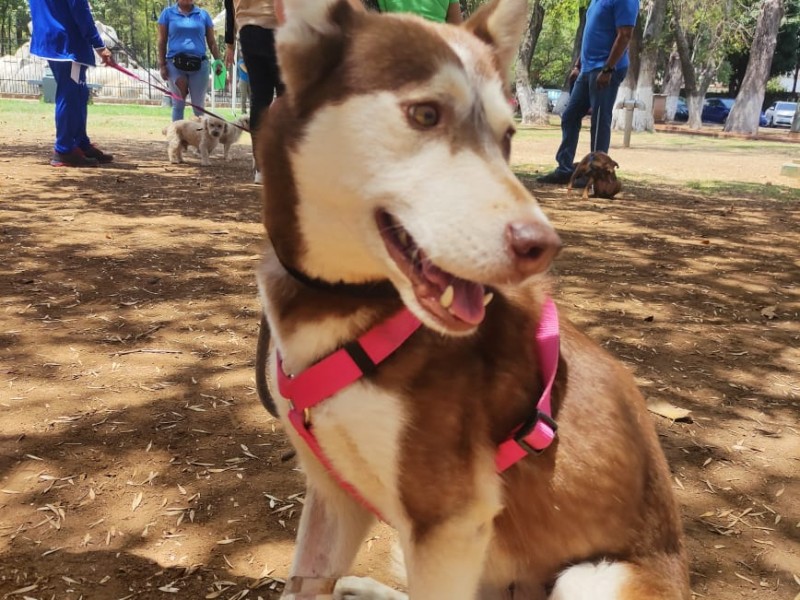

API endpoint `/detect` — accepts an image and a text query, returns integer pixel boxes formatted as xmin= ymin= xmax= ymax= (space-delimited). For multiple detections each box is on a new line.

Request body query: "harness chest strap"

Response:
xmin=277 ymin=298 xmax=560 ymax=512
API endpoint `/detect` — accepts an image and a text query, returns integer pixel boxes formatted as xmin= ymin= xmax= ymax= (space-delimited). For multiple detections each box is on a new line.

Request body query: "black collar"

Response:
xmin=281 ymin=262 xmax=396 ymax=299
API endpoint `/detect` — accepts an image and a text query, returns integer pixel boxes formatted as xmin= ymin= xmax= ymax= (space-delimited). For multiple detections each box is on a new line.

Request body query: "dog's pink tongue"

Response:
xmin=420 ymin=261 xmax=485 ymax=325
xmin=450 ymin=279 xmax=486 ymax=325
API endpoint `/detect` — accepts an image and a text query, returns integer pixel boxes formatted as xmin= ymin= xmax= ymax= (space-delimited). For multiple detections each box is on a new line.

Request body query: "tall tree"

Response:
xmin=662 ymin=46 xmax=684 ymax=120
xmin=516 ymin=0 xmax=547 ymax=124
xmin=725 ymin=0 xmax=786 ymax=133
xmin=671 ymin=0 xmax=737 ymax=129
xmin=632 ymin=0 xmax=669 ymax=130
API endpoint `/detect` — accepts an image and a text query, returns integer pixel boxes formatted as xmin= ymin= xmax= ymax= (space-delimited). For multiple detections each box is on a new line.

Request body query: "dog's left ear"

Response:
xmin=463 ymin=0 xmax=528 ymax=79
xmin=612 ymin=160 xmax=620 ymax=169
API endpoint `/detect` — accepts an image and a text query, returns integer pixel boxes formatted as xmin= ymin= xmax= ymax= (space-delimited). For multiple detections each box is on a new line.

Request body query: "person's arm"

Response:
xmin=158 ymin=22 xmax=169 ymax=80
xmin=275 ymin=0 xmax=286 ymax=25
xmin=67 ymin=0 xmax=105 ymax=49
xmin=224 ymin=0 xmax=235 ymax=70
xmin=446 ymin=2 xmax=462 ymax=24
xmin=206 ymin=26 xmax=223 ymax=75
xmin=596 ymin=25 xmax=633 ymax=89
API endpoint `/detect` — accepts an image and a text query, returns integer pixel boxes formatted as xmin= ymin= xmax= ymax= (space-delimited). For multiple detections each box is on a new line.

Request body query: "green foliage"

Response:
xmin=530 ymin=0 xmax=581 ymax=87
xmin=725 ymin=0 xmax=800 ymax=94
xmin=1 ymin=1 xmax=226 ymax=67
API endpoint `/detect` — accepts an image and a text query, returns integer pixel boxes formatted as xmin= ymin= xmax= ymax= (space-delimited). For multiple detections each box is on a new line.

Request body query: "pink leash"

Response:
xmin=277 ymin=298 xmax=560 ymax=515
xmin=108 ymin=62 xmax=248 ymax=131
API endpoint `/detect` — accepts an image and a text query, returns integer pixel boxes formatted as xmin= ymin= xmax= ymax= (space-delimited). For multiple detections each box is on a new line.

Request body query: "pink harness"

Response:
xmin=277 ymin=298 xmax=560 ymax=514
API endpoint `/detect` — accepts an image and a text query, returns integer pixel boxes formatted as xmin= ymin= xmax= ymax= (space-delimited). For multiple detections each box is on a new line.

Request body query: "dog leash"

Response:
xmin=98 ymin=27 xmax=248 ymax=132
xmin=108 ymin=62 xmax=249 ymax=132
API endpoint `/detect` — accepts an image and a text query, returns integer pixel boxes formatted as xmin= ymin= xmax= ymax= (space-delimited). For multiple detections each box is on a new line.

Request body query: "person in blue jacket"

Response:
xmin=28 ymin=0 xmax=114 ymax=167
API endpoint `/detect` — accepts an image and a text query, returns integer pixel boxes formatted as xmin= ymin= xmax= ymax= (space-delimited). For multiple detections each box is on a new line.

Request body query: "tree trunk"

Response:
xmin=673 ymin=17 xmax=705 ymax=129
xmin=632 ymin=0 xmax=668 ymax=131
xmin=612 ymin=19 xmax=643 ymax=130
xmin=515 ymin=0 xmax=546 ymax=125
xmin=663 ymin=48 xmax=683 ymax=121
xmin=724 ymin=0 xmax=785 ymax=134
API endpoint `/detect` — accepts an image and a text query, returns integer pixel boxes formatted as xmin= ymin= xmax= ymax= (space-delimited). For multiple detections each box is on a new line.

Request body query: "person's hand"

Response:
xmin=596 ymin=70 xmax=612 ymax=90
xmin=225 ymin=45 xmax=234 ymax=70
xmin=569 ymin=66 xmax=580 ymax=83
xmin=160 ymin=65 xmax=169 ymax=81
xmin=99 ymin=47 xmax=113 ymax=66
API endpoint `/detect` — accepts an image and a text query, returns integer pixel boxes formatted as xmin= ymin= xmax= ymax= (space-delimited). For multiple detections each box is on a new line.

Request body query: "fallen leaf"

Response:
xmin=761 ymin=305 xmax=777 ymax=319
xmin=647 ymin=401 xmax=692 ymax=422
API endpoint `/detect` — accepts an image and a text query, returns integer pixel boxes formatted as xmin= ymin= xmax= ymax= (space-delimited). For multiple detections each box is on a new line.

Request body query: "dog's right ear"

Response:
xmin=463 ymin=0 xmax=528 ymax=82
xmin=277 ymin=0 xmax=364 ymax=111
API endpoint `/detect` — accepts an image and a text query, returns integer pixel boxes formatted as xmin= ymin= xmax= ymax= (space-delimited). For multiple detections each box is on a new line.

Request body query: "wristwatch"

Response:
xmin=601 ymin=65 xmax=614 ymax=74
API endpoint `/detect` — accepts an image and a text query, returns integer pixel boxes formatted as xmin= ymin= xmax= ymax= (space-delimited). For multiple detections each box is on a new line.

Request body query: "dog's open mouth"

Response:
xmin=377 ymin=210 xmax=490 ymax=331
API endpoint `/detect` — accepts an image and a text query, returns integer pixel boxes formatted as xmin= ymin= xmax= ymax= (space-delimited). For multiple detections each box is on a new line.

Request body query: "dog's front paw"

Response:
xmin=334 ymin=577 xmax=406 ymax=600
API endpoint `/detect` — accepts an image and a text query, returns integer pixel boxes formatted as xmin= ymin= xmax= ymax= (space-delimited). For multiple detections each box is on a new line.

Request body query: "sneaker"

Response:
xmin=536 ymin=169 xmax=572 ymax=185
xmin=80 ymin=144 xmax=114 ymax=164
xmin=254 ymin=170 xmax=262 ymax=184
xmin=50 ymin=149 xmax=99 ymax=168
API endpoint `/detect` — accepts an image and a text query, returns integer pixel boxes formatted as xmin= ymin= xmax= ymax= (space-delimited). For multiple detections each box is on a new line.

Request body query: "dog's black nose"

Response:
xmin=506 ymin=221 xmax=562 ymax=277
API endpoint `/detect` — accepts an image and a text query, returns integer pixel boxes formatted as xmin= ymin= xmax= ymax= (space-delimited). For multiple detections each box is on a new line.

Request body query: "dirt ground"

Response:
xmin=1 ymin=113 xmax=799 ymax=600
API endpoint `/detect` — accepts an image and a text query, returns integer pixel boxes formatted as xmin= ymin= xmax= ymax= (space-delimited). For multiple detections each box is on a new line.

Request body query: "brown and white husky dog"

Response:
xmin=255 ymin=0 xmax=690 ymax=598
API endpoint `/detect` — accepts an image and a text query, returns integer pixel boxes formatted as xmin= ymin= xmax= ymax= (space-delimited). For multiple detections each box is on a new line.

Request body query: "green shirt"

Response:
xmin=378 ymin=0 xmax=459 ymax=23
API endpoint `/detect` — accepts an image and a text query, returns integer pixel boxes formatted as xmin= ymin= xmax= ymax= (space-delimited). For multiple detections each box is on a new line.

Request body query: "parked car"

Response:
xmin=673 ymin=96 xmax=768 ymax=126
xmin=763 ymin=101 xmax=797 ymax=127
xmin=674 ymin=97 xmax=688 ymax=121
xmin=701 ymin=97 xmax=734 ymax=124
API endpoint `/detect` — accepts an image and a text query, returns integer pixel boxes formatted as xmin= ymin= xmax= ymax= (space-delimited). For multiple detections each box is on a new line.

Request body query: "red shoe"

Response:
xmin=80 ymin=144 xmax=114 ymax=164
xmin=50 ymin=149 xmax=99 ymax=168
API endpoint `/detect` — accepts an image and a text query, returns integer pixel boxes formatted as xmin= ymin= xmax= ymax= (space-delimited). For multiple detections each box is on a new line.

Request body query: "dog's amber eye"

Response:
xmin=408 ymin=104 xmax=440 ymax=128
xmin=502 ymin=127 xmax=515 ymax=160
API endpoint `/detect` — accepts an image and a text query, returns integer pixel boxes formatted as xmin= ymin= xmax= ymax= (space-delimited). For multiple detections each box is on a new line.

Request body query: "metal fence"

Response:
xmin=0 ymin=38 xmax=236 ymax=107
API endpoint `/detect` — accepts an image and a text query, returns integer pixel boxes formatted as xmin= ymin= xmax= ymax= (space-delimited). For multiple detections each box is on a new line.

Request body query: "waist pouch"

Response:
xmin=172 ymin=53 xmax=203 ymax=72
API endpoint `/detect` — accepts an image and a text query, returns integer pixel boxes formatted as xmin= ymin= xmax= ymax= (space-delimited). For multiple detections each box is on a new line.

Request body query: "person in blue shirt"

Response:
xmin=538 ymin=0 xmax=639 ymax=186
xmin=28 ymin=0 xmax=114 ymax=167
xmin=157 ymin=0 xmax=223 ymax=122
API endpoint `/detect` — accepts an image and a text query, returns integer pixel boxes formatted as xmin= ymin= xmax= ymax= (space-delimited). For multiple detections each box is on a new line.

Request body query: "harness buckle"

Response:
xmin=513 ymin=409 xmax=558 ymax=456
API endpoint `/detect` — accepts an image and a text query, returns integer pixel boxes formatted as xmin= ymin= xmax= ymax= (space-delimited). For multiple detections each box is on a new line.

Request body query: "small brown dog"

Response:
xmin=568 ymin=151 xmax=622 ymax=199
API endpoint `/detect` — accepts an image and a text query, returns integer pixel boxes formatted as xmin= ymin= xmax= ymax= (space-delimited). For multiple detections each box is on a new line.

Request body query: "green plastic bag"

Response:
xmin=211 ymin=59 xmax=226 ymax=91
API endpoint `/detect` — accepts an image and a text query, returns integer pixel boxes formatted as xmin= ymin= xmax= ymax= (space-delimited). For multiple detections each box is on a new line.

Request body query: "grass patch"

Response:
xmin=685 ymin=180 xmax=800 ymax=201
xmin=0 ymin=98 xmax=240 ymax=139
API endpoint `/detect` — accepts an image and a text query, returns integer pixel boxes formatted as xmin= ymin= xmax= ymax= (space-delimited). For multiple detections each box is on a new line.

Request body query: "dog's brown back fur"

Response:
xmin=569 ymin=151 xmax=622 ymax=199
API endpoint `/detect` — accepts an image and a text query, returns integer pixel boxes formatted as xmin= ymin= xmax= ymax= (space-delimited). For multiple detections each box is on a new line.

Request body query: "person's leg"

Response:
xmin=555 ymin=71 xmax=591 ymax=173
xmin=187 ymin=61 xmax=210 ymax=117
xmin=75 ymin=64 xmax=91 ymax=149
xmin=49 ymin=60 xmax=80 ymax=154
xmin=240 ymin=25 xmax=283 ymax=176
xmin=166 ymin=61 xmax=189 ymax=121
xmin=589 ymin=67 xmax=627 ymax=154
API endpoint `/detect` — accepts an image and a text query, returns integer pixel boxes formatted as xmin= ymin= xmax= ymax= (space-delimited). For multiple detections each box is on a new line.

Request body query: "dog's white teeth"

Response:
xmin=483 ymin=292 xmax=494 ymax=307
xmin=439 ymin=285 xmax=455 ymax=309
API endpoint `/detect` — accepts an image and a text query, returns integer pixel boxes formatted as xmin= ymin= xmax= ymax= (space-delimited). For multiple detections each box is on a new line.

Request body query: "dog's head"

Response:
xmin=204 ymin=116 xmax=226 ymax=138
xmin=588 ymin=151 xmax=619 ymax=173
xmin=263 ymin=0 xmax=561 ymax=335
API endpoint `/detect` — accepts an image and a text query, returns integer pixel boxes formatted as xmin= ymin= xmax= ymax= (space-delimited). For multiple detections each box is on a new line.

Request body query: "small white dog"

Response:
xmin=162 ymin=116 xmax=226 ymax=166
xmin=219 ymin=115 xmax=250 ymax=161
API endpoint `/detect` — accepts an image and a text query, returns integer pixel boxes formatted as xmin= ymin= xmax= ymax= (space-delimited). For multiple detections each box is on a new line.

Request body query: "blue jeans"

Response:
xmin=166 ymin=58 xmax=209 ymax=121
xmin=49 ymin=60 xmax=91 ymax=154
xmin=554 ymin=67 xmax=628 ymax=175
